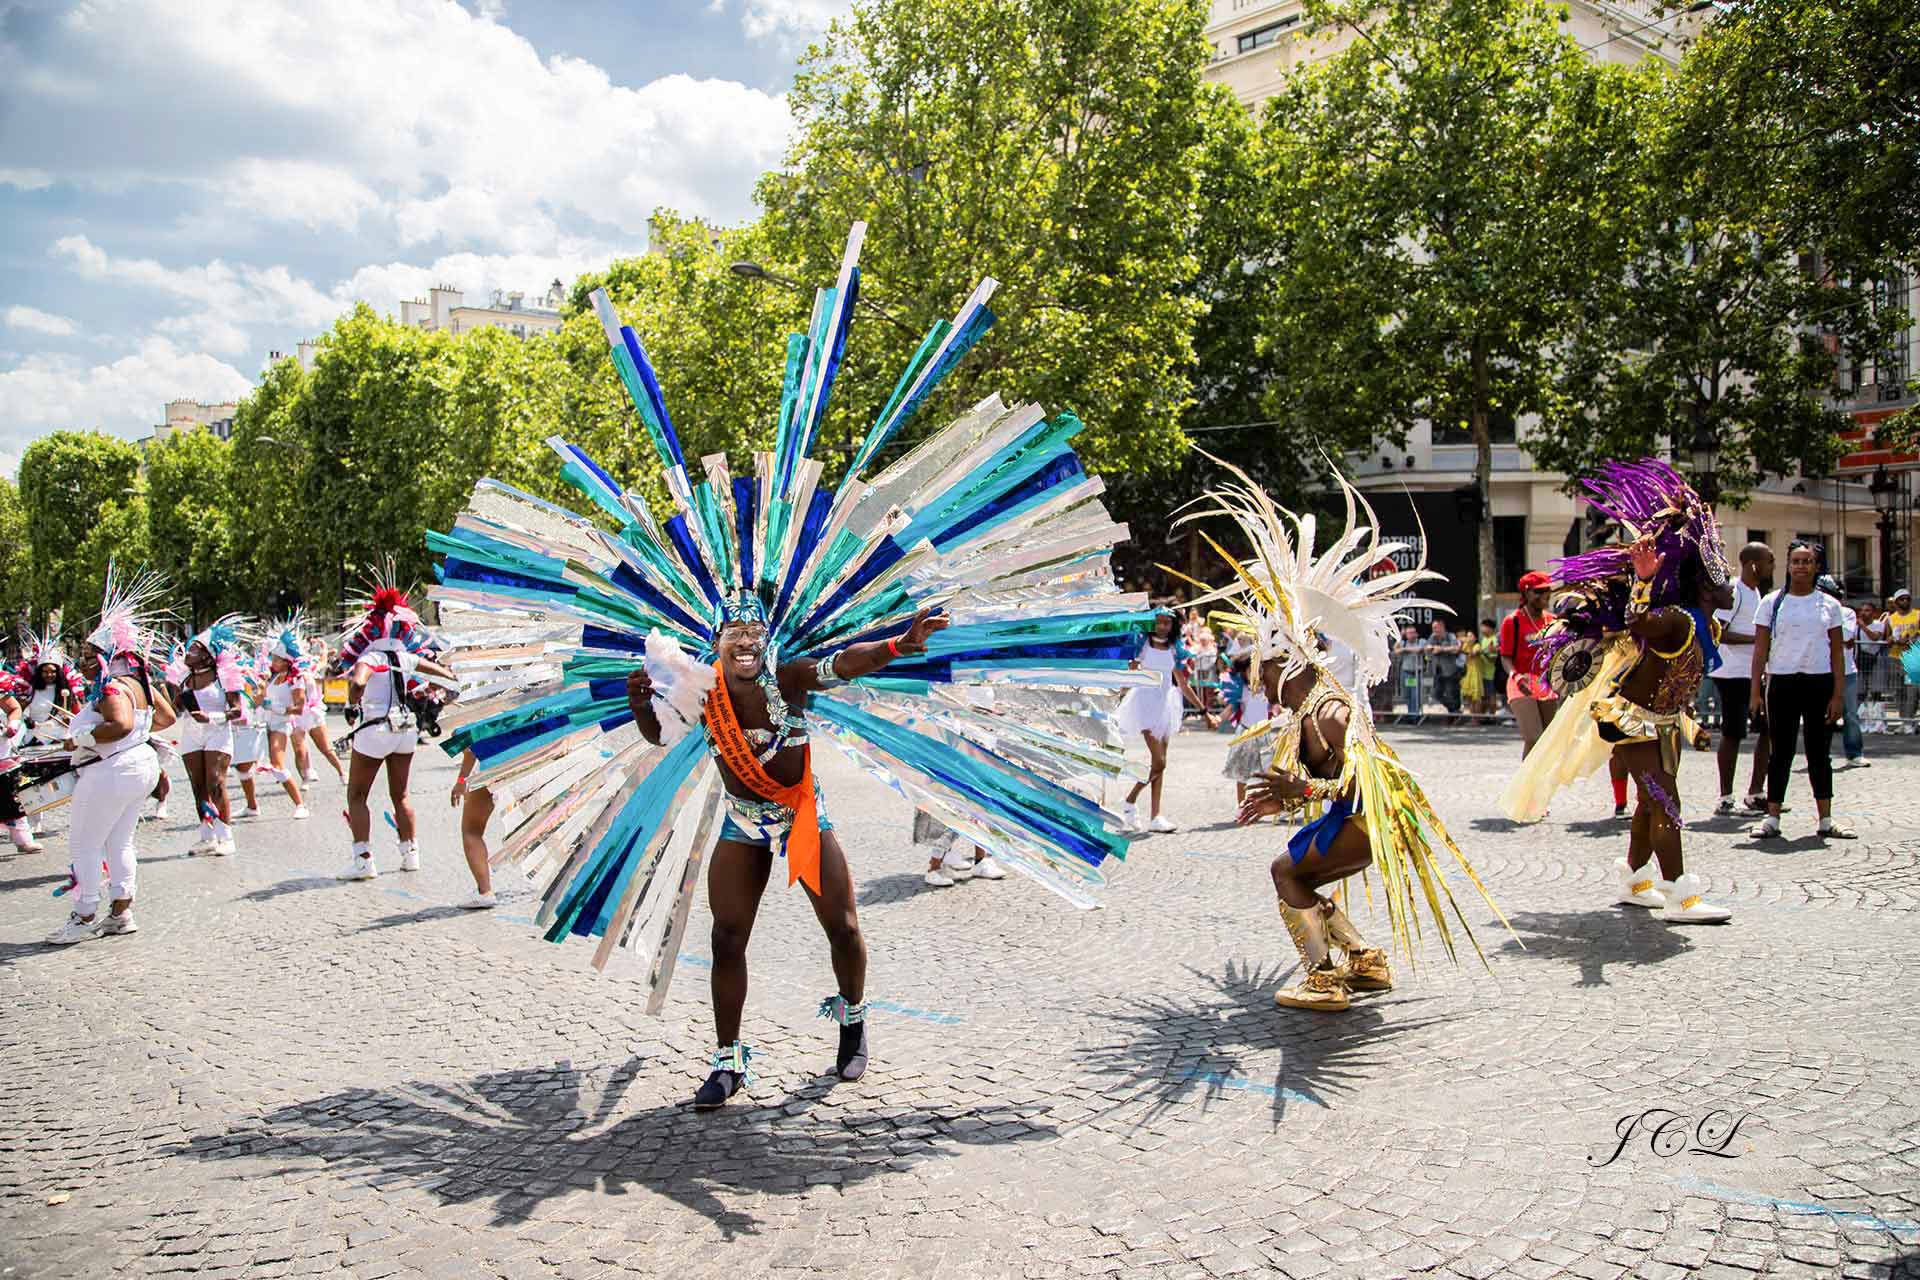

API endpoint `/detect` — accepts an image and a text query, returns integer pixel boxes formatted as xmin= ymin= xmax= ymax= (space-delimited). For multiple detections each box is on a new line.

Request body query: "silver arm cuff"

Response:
xmin=814 ymin=653 xmax=846 ymax=688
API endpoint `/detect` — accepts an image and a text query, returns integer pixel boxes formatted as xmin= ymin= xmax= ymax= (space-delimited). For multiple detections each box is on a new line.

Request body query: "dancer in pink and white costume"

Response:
xmin=45 ymin=570 xmax=178 ymax=945
xmin=167 ymin=617 xmax=255 ymax=857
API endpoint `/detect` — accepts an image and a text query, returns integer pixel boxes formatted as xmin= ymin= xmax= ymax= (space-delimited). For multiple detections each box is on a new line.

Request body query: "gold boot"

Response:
xmin=1321 ymin=895 xmax=1393 ymax=993
xmin=1276 ymin=904 xmax=1350 ymax=1012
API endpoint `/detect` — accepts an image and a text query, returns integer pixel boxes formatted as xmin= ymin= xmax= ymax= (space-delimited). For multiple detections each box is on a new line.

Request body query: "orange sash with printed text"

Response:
xmin=704 ymin=662 xmax=822 ymax=893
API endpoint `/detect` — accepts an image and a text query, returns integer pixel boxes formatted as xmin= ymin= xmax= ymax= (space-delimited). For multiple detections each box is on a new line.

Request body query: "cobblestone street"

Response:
xmin=3 ymin=721 xmax=1917 ymax=1279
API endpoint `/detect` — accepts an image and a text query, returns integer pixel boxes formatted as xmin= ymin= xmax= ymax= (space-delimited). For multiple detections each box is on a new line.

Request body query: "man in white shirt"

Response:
xmin=1711 ymin=542 xmax=1774 ymax=812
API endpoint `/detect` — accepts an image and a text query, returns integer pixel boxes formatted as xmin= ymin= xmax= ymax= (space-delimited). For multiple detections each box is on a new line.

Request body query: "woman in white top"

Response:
xmin=1819 ymin=576 xmax=1867 ymax=768
xmin=1748 ymin=542 xmax=1852 ymax=839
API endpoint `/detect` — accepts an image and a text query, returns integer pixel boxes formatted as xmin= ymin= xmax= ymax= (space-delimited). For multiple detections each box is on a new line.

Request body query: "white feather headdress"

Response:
xmin=85 ymin=564 xmax=174 ymax=661
xmin=1169 ymin=453 xmax=1449 ymax=691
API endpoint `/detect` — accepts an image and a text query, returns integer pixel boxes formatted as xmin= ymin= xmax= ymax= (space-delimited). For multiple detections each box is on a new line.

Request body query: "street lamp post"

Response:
xmin=1871 ymin=464 xmax=1900 ymax=597
xmin=1686 ymin=421 xmax=1721 ymax=506
xmin=728 ymin=260 xmax=920 ymax=337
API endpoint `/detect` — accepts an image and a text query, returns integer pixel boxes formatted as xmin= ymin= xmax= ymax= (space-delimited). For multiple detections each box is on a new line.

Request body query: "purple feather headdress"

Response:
xmin=1534 ymin=458 xmax=1731 ymax=681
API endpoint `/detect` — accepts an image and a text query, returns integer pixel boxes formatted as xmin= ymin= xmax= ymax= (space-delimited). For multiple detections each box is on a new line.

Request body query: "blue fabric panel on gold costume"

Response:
xmin=1288 ymin=797 xmax=1356 ymax=864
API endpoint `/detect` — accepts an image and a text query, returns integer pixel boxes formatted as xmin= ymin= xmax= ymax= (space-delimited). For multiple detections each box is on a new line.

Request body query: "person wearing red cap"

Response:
xmin=1498 ymin=571 xmax=1560 ymax=757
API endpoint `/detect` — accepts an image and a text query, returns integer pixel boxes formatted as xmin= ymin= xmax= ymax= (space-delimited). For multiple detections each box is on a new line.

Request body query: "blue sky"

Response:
xmin=0 ymin=0 xmax=848 ymax=473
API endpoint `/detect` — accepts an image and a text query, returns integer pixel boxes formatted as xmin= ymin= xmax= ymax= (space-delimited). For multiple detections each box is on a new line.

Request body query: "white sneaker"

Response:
xmin=924 ymin=866 xmax=956 ymax=888
xmin=945 ymin=855 xmax=977 ymax=881
xmin=1150 ymin=815 xmax=1178 ymax=833
xmin=208 ymin=838 xmax=235 ymax=857
xmin=971 ymin=854 xmax=1008 ymax=880
xmin=6 ymin=821 xmax=41 ymax=853
xmin=188 ymin=831 xmax=217 ymax=856
xmin=338 ymin=854 xmax=377 ymax=881
xmin=1658 ymin=874 xmax=1731 ymax=923
xmin=302 ymin=771 xmax=321 ymax=784
xmin=151 ymin=802 xmax=169 ymax=822
xmin=1819 ymin=818 xmax=1858 ymax=840
xmin=100 ymin=910 xmax=138 ymax=936
xmin=1749 ymin=815 xmax=1782 ymax=839
xmin=1118 ymin=802 xmax=1141 ymax=832
xmin=45 ymin=911 xmax=104 ymax=945
xmin=239 ymin=806 xmax=262 ymax=819
xmin=290 ymin=806 xmax=311 ymax=820
xmin=458 ymin=891 xmax=498 ymax=910
xmin=1614 ymin=856 xmax=1665 ymax=909
xmin=399 ymin=845 xmax=421 ymax=872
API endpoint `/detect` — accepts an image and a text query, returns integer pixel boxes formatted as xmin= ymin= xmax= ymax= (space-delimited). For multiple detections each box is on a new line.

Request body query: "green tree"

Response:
xmin=70 ymin=495 xmax=154 ymax=638
xmin=0 ymin=477 xmax=32 ymax=643
xmin=1673 ymin=0 xmax=1920 ymax=267
xmin=1532 ymin=128 xmax=1901 ymax=502
xmin=294 ymin=305 xmax=457 ymax=599
xmin=15 ymin=431 xmax=145 ymax=623
xmin=1255 ymin=0 xmax=1651 ymax=617
xmin=229 ymin=355 xmax=314 ymax=611
xmin=555 ymin=213 xmax=808 ymax=510
xmin=754 ymin=0 xmax=1216 ymax=486
xmin=146 ymin=429 xmax=237 ymax=626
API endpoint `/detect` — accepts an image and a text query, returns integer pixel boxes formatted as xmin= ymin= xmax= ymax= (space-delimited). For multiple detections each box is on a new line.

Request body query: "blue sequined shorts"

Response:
xmin=717 ymin=779 xmax=833 ymax=850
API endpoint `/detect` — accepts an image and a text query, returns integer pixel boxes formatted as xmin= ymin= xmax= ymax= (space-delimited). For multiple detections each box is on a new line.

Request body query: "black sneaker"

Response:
xmin=836 ymin=1020 xmax=869 ymax=1081
xmin=692 ymin=1069 xmax=745 ymax=1111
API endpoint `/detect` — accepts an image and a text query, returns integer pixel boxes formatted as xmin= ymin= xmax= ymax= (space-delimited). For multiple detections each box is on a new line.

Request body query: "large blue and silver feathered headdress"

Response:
xmin=427 ymin=223 xmax=1154 ymax=999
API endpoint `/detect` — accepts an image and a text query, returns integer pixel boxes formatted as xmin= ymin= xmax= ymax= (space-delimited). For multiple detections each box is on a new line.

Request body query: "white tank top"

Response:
xmin=26 ymin=685 xmax=58 ymax=724
xmin=189 ymin=678 xmax=228 ymax=716
xmin=71 ymin=681 xmax=154 ymax=762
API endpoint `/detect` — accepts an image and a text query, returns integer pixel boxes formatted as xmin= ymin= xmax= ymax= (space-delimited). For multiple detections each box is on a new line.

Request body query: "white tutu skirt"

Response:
xmin=1117 ymin=682 xmax=1183 ymax=741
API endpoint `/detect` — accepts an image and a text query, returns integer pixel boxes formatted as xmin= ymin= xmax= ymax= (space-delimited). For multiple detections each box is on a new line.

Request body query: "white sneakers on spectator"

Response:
xmin=1819 ymin=816 xmax=1857 ymax=839
xmin=398 ymin=842 xmax=421 ymax=872
xmin=291 ymin=806 xmax=310 ymax=820
xmin=45 ymin=911 xmax=104 ymax=945
xmin=459 ymin=891 xmax=497 ymax=910
xmin=338 ymin=850 xmax=377 ymax=880
xmin=1658 ymin=874 xmax=1732 ymax=923
xmin=971 ymin=854 xmax=1007 ymax=879
xmin=239 ymin=805 xmax=262 ymax=819
xmin=99 ymin=910 xmax=137 ymax=936
xmin=924 ymin=864 xmax=955 ymax=888
xmin=1150 ymin=815 xmax=1178 ymax=833
xmin=1118 ymin=802 xmax=1142 ymax=833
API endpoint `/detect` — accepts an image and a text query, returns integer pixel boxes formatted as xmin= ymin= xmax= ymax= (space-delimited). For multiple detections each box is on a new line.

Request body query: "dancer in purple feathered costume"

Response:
xmin=1500 ymin=459 xmax=1737 ymax=924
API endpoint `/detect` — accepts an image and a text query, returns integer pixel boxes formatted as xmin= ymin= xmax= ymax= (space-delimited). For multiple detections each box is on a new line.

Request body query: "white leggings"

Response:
xmin=69 ymin=745 xmax=160 ymax=916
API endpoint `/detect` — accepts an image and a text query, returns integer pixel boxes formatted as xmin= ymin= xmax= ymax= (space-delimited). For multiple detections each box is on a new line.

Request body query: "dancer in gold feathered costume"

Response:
xmin=1169 ymin=457 xmax=1509 ymax=1012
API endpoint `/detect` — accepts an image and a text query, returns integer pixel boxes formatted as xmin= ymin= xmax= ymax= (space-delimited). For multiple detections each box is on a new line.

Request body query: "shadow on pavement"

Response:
xmin=240 ymin=876 xmax=349 ymax=903
xmin=166 ymin=1057 xmax=1055 ymax=1238
xmin=1469 ymin=816 xmax=1524 ymax=833
xmin=1562 ymin=817 xmax=1632 ymax=839
xmin=1078 ymin=958 xmax=1450 ymax=1129
xmin=354 ymin=905 xmax=468 ymax=932
xmin=1496 ymin=909 xmax=1692 ymax=988
xmin=855 ymin=870 xmax=942 ymax=905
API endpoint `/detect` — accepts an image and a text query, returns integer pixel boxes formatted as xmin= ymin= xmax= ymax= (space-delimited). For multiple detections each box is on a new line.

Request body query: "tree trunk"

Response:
xmin=1472 ymin=336 xmax=1497 ymax=626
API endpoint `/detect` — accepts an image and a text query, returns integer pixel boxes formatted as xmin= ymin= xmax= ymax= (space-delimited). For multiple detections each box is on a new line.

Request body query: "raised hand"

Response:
xmin=1630 ymin=535 xmax=1664 ymax=583
xmin=897 ymin=608 xmax=950 ymax=656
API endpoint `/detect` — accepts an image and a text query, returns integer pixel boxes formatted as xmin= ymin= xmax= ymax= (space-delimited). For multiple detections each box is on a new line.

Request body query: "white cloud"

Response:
xmin=218 ymin=159 xmax=385 ymax=233
xmin=52 ymin=235 xmax=343 ymax=332
xmin=0 ymin=169 xmax=53 ymax=190
xmin=14 ymin=0 xmax=793 ymax=248
xmin=335 ymin=246 xmax=605 ymax=315
xmin=0 ymin=451 xmax=19 ymax=481
xmin=716 ymin=0 xmax=849 ymax=41
xmin=0 ymin=337 xmax=253 ymax=443
xmin=3 ymin=307 xmax=79 ymax=337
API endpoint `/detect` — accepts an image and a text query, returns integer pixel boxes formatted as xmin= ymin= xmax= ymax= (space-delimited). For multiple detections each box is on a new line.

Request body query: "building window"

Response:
xmin=1746 ymin=529 xmax=1770 ymax=549
xmin=1491 ymin=515 xmax=1528 ymax=592
xmin=1237 ymin=15 xmax=1298 ymax=52
xmin=1845 ymin=536 xmax=1871 ymax=595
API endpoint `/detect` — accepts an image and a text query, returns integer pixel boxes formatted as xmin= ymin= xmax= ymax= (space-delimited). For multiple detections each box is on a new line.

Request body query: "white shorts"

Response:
xmin=177 ymin=716 xmax=236 ymax=757
xmin=350 ymin=724 xmax=417 ymax=761
xmin=231 ymin=724 xmax=265 ymax=766
xmin=296 ymin=706 xmax=325 ymax=732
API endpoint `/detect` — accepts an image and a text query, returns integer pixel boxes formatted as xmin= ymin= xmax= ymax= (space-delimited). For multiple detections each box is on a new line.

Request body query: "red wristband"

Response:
xmin=886 ymin=637 xmax=902 ymax=658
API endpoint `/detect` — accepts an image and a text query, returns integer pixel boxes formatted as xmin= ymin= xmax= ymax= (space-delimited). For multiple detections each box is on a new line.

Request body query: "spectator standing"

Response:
xmin=1394 ymin=623 xmax=1427 ymax=716
xmin=1749 ymin=542 xmax=1854 ymax=839
xmin=1887 ymin=589 xmax=1920 ymax=723
xmin=1821 ymin=577 xmax=1867 ymax=768
xmin=1427 ymin=619 xmax=1463 ymax=715
xmin=1856 ymin=601 xmax=1887 ymax=693
xmin=1710 ymin=542 xmax=1774 ymax=813
xmin=1498 ymin=572 xmax=1559 ymax=757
